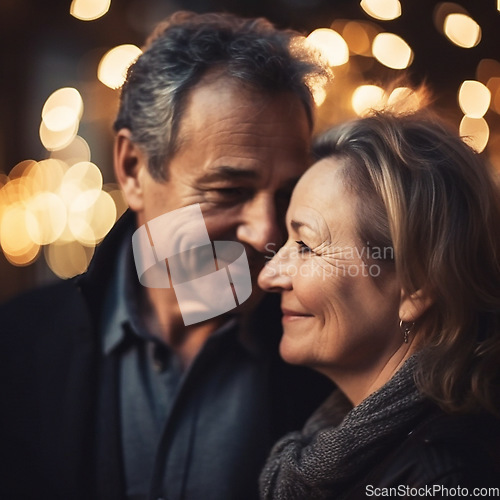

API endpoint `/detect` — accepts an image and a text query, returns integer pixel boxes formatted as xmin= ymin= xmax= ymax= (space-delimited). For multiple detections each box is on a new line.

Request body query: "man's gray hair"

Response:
xmin=114 ymin=11 xmax=326 ymax=180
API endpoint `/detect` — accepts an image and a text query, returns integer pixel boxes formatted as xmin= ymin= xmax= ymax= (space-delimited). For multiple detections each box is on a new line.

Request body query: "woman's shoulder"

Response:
xmin=346 ymin=408 xmax=500 ymax=498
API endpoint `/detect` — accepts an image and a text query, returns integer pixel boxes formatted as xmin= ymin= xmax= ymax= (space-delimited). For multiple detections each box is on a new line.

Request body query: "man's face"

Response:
xmin=135 ymin=76 xmax=312 ymax=305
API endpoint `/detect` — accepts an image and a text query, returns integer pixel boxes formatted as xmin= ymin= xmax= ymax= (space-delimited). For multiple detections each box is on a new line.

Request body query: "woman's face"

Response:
xmin=258 ymin=158 xmax=403 ymax=382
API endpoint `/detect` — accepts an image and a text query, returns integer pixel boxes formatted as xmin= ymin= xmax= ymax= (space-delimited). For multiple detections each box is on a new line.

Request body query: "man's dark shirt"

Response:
xmin=101 ymin=240 xmax=264 ymax=499
xmin=0 ymin=211 xmax=332 ymax=500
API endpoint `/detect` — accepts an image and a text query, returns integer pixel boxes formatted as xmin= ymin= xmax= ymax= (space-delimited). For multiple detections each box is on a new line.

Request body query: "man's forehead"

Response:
xmin=178 ymin=73 xmax=310 ymax=132
xmin=167 ymin=73 xmax=312 ymax=185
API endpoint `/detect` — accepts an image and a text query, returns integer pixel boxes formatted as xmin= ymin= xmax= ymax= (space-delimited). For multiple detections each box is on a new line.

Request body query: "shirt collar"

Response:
xmin=101 ymin=238 xmax=147 ymax=355
xmin=100 ymin=237 xmax=245 ymax=356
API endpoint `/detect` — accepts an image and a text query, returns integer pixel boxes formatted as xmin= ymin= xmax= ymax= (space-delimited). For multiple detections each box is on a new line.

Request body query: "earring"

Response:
xmin=399 ymin=320 xmax=413 ymax=344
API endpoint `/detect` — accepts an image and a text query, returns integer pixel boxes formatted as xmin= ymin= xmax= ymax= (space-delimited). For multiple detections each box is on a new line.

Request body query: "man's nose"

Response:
xmin=236 ymin=194 xmax=282 ymax=254
xmin=257 ymin=246 xmax=293 ymax=293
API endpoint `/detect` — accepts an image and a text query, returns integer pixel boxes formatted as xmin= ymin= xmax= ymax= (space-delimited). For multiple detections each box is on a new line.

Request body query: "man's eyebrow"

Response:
xmin=198 ymin=166 xmax=260 ymax=183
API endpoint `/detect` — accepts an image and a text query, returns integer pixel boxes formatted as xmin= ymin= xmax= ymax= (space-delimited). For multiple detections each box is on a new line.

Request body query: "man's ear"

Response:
xmin=399 ymin=288 xmax=434 ymax=323
xmin=114 ymin=129 xmax=148 ymax=212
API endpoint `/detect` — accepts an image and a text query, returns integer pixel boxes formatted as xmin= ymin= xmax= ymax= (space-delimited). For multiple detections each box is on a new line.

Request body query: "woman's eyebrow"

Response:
xmin=290 ymin=217 xmax=332 ymax=245
xmin=290 ymin=219 xmax=315 ymax=233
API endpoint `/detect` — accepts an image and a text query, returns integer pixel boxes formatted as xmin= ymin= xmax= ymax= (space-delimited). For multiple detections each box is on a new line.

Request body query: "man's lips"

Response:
xmin=281 ymin=308 xmax=314 ymax=322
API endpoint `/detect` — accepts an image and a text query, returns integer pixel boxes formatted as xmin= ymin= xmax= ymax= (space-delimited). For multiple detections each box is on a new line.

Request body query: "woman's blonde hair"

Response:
xmin=314 ymin=110 xmax=500 ymax=414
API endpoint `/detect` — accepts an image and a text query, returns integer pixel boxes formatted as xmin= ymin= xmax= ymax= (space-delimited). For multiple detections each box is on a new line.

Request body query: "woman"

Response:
xmin=258 ymin=110 xmax=500 ymax=499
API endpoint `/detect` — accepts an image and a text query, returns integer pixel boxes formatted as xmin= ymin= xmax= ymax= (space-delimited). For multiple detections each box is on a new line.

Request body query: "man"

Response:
xmin=0 ymin=12 xmax=331 ymax=500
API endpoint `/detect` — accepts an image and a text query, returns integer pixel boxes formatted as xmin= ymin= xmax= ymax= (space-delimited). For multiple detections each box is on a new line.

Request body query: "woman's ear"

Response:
xmin=399 ymin=288 xmax=435 ymax=323
xmin=114 ymin=129 xmax=148 ymax=212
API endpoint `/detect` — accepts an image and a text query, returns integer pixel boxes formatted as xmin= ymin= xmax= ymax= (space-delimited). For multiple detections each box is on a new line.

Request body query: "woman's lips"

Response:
xmin=281 ymin=308 xmax=314 ymax=322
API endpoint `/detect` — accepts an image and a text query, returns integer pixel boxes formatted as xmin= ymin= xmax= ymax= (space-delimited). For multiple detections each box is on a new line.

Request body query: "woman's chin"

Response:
xmin=279 ymin=337 xmax=309 ymax=367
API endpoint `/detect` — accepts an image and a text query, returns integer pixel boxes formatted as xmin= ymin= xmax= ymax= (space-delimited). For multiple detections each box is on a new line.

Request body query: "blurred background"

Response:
xmin=1 ymin=0 xmax=499 ymax=302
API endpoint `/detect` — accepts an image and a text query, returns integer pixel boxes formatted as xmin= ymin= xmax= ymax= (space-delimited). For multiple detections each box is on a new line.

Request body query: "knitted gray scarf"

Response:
xmin=260 ymin=356 xmax=427 ymax=500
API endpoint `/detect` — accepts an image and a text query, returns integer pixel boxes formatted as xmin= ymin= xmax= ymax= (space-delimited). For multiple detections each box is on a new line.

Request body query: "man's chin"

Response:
xmin=234 ymin=284 xmax=265 ymax=314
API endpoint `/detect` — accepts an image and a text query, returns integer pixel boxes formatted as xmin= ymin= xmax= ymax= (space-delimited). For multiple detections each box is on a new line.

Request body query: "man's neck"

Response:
xmin=142 ymin=287 xmax=226 ymax=369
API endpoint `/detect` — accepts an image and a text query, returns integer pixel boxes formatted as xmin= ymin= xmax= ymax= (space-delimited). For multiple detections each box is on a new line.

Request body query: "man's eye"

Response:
xmin=295 ymin=240 xmax=312 ymax=254
xmin=275 ymin=189 xmax=293 ymax=210
xmin=212 ymin=187 xmax=247 ymax=199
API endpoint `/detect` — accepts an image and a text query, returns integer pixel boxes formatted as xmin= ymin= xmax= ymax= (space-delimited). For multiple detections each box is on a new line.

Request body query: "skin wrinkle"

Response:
xmin=290 ymin=211 xmax=360 ymax=276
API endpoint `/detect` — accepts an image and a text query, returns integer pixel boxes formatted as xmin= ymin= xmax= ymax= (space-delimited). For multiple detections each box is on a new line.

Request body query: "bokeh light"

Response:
xmin=41 ymin=88 xmax=83 ymax=131
xmin=311 ymin=84 xmax=327 ymax=107
xmin=387 ymin=87 xmax=422 ymax=113
xmin=458 ymin=80 xmax=491 ymax=118
xmin=4 ymin=243 xmax=41 ymax=267
xmin=42 ymin=107 xmax=79 ymax=132
xmin=50 ymin=136 xmax=91 ymax=166
xmin=360 ymin=0 xmax=401 ymax=21
xmin=306 ymin=29 xmax=349 ymax=67
xmin=39 ymin=88 xmax=83 ymax=151
xmin=25 ymin=192 xmax=67 ymax=245
xmin=59 ymin=161 xmax=103 ymax=208
xmin=1 ymin=178 xmax=30 ymax=208
xmin=0 ymin=154 xmax=121 ymax=275
xmin=0 ymin=204 xmax=41 ymax=266
xmin=342 ymin=22 xmax=372 ymax=56
xmin=28 ymin=159 xmax=68 ymax=194
xmin=443 ymin=13 xmax=481 ymax=48
xmin=352 ymin=85 xmax=386 ymax=116
xmin=476 ymin=58 xmax=500 ymax=85
xmin=490 ymin=79 xmax=500 ymax=115
xmin=45 ymin=241 xmax=94 ymax=278
xmin=372 ymin=33 xmax=413 ymax=70
xmin=460 ymin=116 xmax=489 ymax=153
xmin=68 ymin=190 xmax=116 ymax=246
xmin=105 ymin=186 xmax=128 ymax=220
xmin=97 ymin=44 xmax=142 ymax=89
xmin=39 ymin=120 xmax=79 ymax=151
xmin=70 ymin=0 xmax=111 ymax=21
xmin=9 ymin=160 xmax=37 ymax=181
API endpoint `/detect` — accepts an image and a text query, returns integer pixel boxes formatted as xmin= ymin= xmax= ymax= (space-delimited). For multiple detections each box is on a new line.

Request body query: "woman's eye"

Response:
xmin=295 ymin=240 xmax=312 ymax=254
